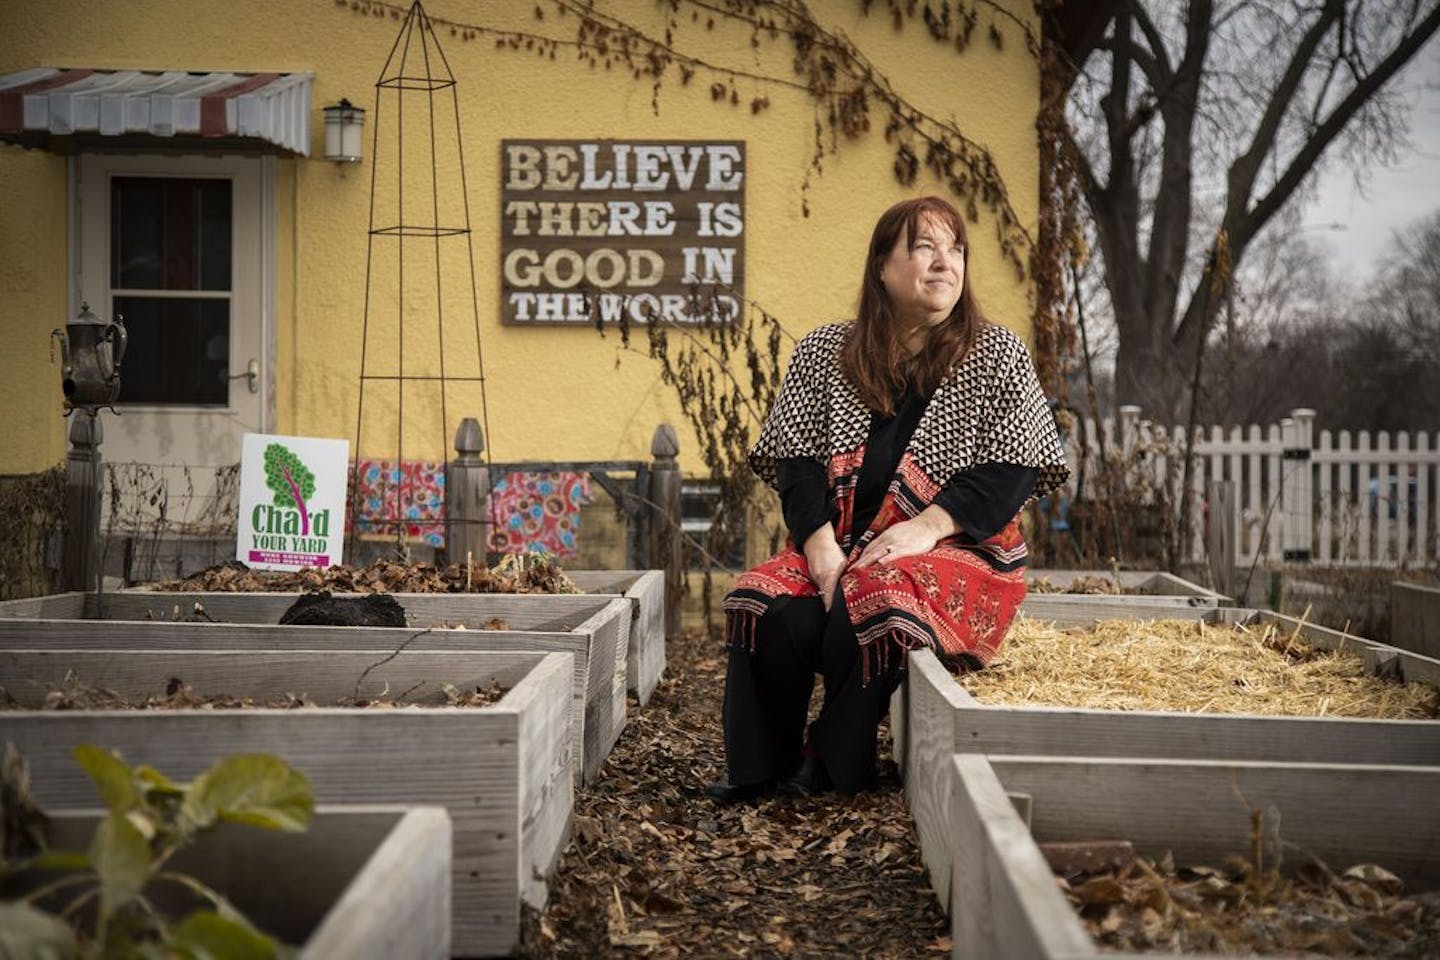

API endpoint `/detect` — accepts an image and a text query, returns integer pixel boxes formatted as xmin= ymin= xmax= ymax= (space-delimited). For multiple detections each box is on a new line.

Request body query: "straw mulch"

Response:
xmin=959 ymin=617 xmax=1438 ymax=719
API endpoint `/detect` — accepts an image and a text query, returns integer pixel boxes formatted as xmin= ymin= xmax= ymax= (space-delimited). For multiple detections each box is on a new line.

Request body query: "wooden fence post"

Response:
xmin=1207 ymin=480 xmax=1237 ymax=602
xmin=63 ymin=412 xmax=103 ymax=593
xmin=445 ymin=417 xmax=490 ymax=566
xmin=647 ymin=423 xmax=682 ymax=638
xmin=1119 ymin=405 xmax=1141 ymax=459
xmin=1281 ymin=409 xmax=1313 ymax=563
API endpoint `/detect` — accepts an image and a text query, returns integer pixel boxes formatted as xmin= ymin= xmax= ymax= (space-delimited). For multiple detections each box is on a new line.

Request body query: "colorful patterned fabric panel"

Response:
xmin=349 ymin=459 xmax=446 ymax=547
xmin=489 ymin=471 xmax=592 ymax=557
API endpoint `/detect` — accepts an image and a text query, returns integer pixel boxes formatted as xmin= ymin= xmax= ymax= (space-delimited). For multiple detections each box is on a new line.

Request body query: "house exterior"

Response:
xmin=0 ymin=0 xmax=1043 ymax=574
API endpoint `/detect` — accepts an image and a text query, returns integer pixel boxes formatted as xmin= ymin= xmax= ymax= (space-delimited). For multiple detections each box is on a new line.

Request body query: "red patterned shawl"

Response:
xmin=723 ymin=322 xmax=1067 ymax=680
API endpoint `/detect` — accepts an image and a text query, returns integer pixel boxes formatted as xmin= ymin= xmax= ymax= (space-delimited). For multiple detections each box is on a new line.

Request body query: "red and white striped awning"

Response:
xmin=0 ymin=68 xmax=312 ymax=155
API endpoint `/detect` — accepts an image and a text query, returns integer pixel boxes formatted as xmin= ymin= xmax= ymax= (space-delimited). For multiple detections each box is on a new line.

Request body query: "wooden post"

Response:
xmin=1281 ymin=408 xmax=1314 ymax=563
xmin=63 ymin=412 xmax=104 ymax=593
xmin=1118 ymin=404 xmax=1141 ymax=458
xmin=1207 ymin=480 xmax=1237 ymax=602
xmin=647 ymin=424 xmax=682 ymax=638
xmin=445 ymin=418 xmax=490 ymax=566
xmin=1296 ymin=408 xmax=1315 ymax=563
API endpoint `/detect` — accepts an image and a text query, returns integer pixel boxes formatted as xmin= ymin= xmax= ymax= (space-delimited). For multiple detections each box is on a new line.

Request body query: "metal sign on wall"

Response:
xmin=500 ymin=139 xmax=745 ymax=326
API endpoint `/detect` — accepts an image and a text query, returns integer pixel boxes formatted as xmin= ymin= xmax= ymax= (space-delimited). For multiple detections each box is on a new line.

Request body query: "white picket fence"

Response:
xmin=1067 ymin=407 xmax=1440 ymax=568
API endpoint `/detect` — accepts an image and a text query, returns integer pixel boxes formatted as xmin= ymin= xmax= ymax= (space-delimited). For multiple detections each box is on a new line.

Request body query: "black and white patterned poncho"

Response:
xmin=748 ymin=321 xmax=1070 ymax=514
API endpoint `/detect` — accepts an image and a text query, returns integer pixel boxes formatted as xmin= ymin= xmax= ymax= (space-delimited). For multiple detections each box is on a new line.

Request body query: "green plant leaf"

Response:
xmin=169 ymin=910 xmax=283 ymax=960
xmin=135 ymin=764 xmax=184 ymax=797
xmin=0 ymin=901 xmax=79 ymax=959
xmin=180 ymin=755 xmax=313 ymax=834
xmin=89 ymin=811 xmax=151 ymax=913
xmin=73 ymin=745 xmax=138 ymax=814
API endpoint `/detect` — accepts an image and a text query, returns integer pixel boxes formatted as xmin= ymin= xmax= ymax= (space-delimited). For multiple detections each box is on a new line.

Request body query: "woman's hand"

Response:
xmin=853 ymin=505 xmax=957 ymax=569
xmin=802 ymin=524 xmax=848 ymax=610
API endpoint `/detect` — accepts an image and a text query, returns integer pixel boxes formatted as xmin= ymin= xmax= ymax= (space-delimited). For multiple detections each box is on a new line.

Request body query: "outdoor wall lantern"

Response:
xmin=51 ymin=301 xmax=126 ymax=415
xmin=323 ymin=98 xmax=365 ymax=163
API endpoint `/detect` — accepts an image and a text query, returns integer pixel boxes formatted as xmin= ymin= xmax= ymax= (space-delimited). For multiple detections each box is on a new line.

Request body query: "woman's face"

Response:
xmin=878 ymin=214 xmax=965 ymax=328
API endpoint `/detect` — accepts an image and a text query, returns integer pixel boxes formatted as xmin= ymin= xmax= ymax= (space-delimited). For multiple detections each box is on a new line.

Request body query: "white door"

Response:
xmin=76 ymin=153 xmax=269 ymax=528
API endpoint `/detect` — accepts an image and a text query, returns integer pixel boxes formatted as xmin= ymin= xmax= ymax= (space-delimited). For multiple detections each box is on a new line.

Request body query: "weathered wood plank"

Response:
xmin=572 ymin=599 xmax=630 ymax=766
xmin=0 ymin=611 xmax=624 ymax=784
xmin=1020 ymin=594 xmax=1216 ymax=626
xmin=104 ymin=590 xmax=616 ymax=632
xmin=904 ymin=648 xmax=971 ymax=911
xmin=508 ymin=654 xmax=575 ymax=908
xmin=988 ymin=757 xmax=1440 ymax=890
xmin=304 ymin=806 xmax=453 ymax=960
xmin=1390 ymin=581 xmax=1440 ymax=661
xmin=1031 ymin=567 xmax=1221 ymax=595
xmin=38 ymin=806 xmax=453 ymax=960
xmin=570 ymin=570 xmax=666 ymax=705
xmin=0 ymin=648 xmax=574 ymax=958
xmin=0 ymin=592 xmax=86 ymax=619
xmin=949 ymin=755 xmax=1094 ymax=960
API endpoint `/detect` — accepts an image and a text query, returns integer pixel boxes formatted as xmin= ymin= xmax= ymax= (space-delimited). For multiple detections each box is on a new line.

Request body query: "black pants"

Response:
xmin=722 ymin=590 xmax=903 ymax=794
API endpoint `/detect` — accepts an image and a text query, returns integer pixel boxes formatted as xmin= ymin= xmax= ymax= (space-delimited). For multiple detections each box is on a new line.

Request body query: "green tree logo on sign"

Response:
xmin=263 ymin=442 xmax=316 ymax=536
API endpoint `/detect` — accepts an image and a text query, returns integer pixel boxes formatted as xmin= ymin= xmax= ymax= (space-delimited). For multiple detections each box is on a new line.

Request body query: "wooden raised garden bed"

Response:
xmin=948 ymin=754 xmax=1440 ymax=958
xmin=568 ymin=569 xmax=666 ymax=706
xmin=1391 ymin=581 xmax=1440 ymax=660
xmin=0 ymin=591 xmax=629 ymax=784
xmin=1021 ymin=570 xmax=1228 ymax=627
xmin=1027 ymin=568 xmax=1226 ymax=602
xmin=900 ymin=608 xmax=1440 ymax=910
xmin=9 ymin=805 xmax=453 ymax=960
xmin=0 ymin=647 xmax=573 ymax=958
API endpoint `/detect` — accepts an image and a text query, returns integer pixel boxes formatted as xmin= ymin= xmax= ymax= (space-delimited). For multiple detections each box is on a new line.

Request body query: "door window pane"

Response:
xmin=110 ymin=176 xmax=233 ymax=406
xmin=114 ymin=297 xmax=229 ymax=406
xmin=111 ymin=178 xmax=231 ymax=291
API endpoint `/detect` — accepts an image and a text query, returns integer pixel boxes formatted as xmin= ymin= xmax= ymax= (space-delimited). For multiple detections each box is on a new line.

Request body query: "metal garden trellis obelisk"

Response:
xmin=348 ymin=0 xmax=494 ymax=559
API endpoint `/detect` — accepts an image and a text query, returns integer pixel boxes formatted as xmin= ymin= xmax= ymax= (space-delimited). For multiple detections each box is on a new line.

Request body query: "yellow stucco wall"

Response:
xmin=0 ymin=0 xmax=1039 ymax=475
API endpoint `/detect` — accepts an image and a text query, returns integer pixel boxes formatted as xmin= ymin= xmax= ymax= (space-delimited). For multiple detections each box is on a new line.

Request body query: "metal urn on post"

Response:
xmin=51 ymin=301 xmax=127 ymax=593
xmin=52 ymin=301 xmax=127 ymax=412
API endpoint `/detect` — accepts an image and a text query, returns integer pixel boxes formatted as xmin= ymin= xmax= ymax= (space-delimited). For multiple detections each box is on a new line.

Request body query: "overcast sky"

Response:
xmin=1305 ymin=34 xmax=1440 ymax=280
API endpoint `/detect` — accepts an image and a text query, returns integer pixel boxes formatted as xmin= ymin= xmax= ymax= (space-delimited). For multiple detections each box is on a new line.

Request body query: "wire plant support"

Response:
xmin=348 ymin=0 xmax=495 ymax=559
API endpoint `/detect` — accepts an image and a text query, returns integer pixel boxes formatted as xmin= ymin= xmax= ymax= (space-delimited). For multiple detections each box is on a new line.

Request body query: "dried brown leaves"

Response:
xmin=3 ymin=673 xmax=508 ymax=711
xmin=1028 ymin=575 xmax=1125 ymax=595
xmin=1061 ymin=849 xmax=1440 ymax=956
xmin=962 ymin=618 xmax=1439 ymax=719
xmin=151 ymin=553 xmax=580 ymax=595
xmin=521 ymin=630 xmax=948 ymax=958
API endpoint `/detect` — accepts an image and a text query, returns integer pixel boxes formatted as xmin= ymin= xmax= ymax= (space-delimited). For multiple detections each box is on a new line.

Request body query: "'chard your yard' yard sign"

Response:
xmin=237 ymin=434 xmax=349 ymax=570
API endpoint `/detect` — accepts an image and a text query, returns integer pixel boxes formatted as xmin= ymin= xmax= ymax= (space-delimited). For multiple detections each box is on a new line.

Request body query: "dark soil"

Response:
xmin=278 ymin=591 xmax=408 ymax=627
xmin=520 ymin=629 xmax=950 ymax=959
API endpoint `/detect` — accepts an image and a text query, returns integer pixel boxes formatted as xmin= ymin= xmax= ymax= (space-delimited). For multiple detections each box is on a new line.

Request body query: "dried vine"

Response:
xmin=333 ymin=0 xmax=1084 ymax=610
xmin=338 ymin=0 xmax=1036 ymax=278
xmin=0 ymin=466 xmax=65 ymax=600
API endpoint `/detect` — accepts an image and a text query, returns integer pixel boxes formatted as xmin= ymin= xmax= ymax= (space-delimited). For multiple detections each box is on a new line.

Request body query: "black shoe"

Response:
xmin=704 ymin=777 xmax=772 ymax=805
xmin=775 ymin=755 xmax=833 ymax=797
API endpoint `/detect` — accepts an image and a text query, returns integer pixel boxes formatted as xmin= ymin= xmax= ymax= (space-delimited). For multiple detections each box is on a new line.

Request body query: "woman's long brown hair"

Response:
xmin=841 ymin=196 xmax=986 ymax=415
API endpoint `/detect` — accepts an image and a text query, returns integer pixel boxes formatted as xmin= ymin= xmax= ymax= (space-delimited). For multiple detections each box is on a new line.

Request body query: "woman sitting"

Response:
xmin=709 ymin=195 xmax=1069 ymax=802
